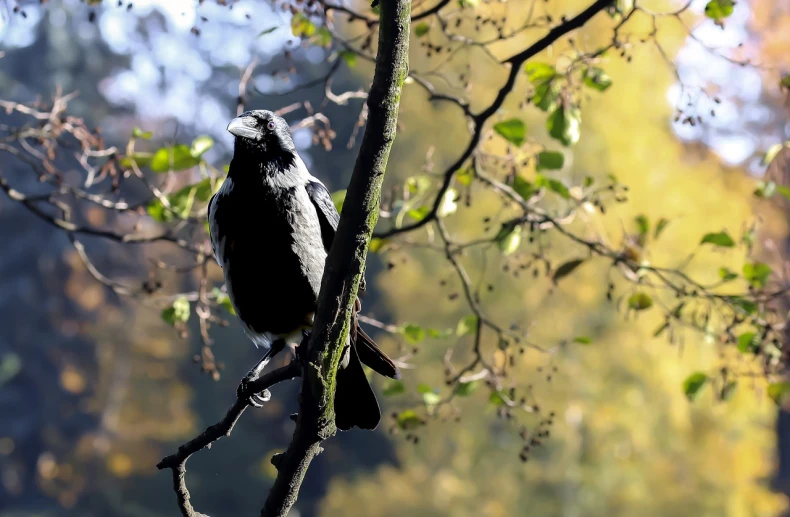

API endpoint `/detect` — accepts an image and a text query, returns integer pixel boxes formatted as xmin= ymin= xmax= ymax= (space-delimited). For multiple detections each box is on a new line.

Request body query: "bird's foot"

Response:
xmin=237 ymin=375 xmax=272 ymax=408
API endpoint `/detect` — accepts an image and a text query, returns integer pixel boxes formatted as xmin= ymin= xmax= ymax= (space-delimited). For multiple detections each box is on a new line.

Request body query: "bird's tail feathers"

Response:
xmin=354 ymin=326 xmax=401 ymax=380
xmin=335 ymin=343 xmax=380 ymax=430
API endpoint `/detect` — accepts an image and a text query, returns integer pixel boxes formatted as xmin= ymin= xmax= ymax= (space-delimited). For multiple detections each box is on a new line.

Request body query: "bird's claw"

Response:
xmin=237 ymin=377 xmax=271 ymax=408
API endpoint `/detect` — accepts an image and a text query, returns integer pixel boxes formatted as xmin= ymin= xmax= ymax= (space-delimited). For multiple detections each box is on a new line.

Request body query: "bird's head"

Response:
xmin=227 ymin=110 xmax=295 ymax=156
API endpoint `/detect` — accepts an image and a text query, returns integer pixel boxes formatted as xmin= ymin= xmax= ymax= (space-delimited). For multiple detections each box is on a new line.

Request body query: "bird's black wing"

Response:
xmin=305 ymin=178 xmax=366 ymax=293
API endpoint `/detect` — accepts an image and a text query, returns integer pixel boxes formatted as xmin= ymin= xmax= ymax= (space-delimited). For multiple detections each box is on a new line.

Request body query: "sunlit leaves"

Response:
xmin=533 ymin=82 xmax=560 ymax=112
xmin=573 ymin=336 xmax=592 ymax=345
xmin=524 ymin=63 xmax=556 ymax=84
xmin=725 ymin=296 xmax=758 ymax=315
xmin=190 ymin=135 xmax=214 ymax=158
xmin=418 ymin=384 xmax=441 ymax=406
xmin=754 ymin=179 xmax=790 ymax=200
xmin=339 ymin=50 xmax=358 ymax=68
xmin=396 ymin=410 xmax=425 ymax=430
xmin=495 ymin=224 xmax=522 ymax=255
xmin=704 ymin=0 xmax=734 ymax=22
xmin=456 ymin=381 xmax=479 ymax=396
xmin=718 ymin=267 xmax=738 ymax=281
xmin=493 ymin=119 xmax=526 ymax=147
xmin=132 ymin=127 xmax=152 ymax=140
xmin=768 ymin=382 xmax=790 ymax=406
xmin=312 ymin=27 xmax=332 ymax=47
xmin=456 ymin=315 xmax=478 ymax=336
xmin=258 ymin=26 xmax=278 ymax=37
xmin=488 ymin=391 xmax=506 ymax=406
xmin=634 ymin=214 xmax=649 ymax=237
xmin=582 ymin=67 xmax=612 ymax=92
xmin=147 ymin=178 xmax=215 ymax=222
xmin=742 ymin=262 xmax=771 ymax=288
xmin=212 ymin=287 xmax=236 ymax=315
xmin=455 ymin=167 xmax=474 ymax=186
xmin=407 ymin=206 xmax=431 ymax=222
xmin=401 ymin=324 xmax=426 ymax=344
xmin=736 ymin=332 xmax=759 ymax=354
xmin=291 ymin=12 xmax=316 ymax=38
xmin=513 ymin=175 xmax=536 ymax=200
xmin=535 ymin=151 xmax=564 ymax=171
xmin=683 ymin=372 xmax=708 ymax=401
xmin=120 ymin=152 xmax=154 ymax=169
xmin=627 ymin=292 xmax=652 ymax=311
xmin=331 ymin=189 xmax=346 ymax=212
xmin=414 ymin=22 xmax=430 ymax=37
xmin=383 ymin=380 xmax=406 ymax=396
xmin=700 ymin=231 xmax=735 ymax=247
xmin=552 ymin=259 xmax=584 ymax=284
xmin=654 ymin=218 xmax=669 ymax=239
xmin=162 ymin=296 xmax=190 ymax=326
xmin=149 ymin=135 xmax=213 ymax=173
xmin=369 ymin=238 xmax=386 ymax=253
xmin=535 ymin=174 xmax=570 ymax=199
xmin=547 ymin=105 xmax=581 ymax=147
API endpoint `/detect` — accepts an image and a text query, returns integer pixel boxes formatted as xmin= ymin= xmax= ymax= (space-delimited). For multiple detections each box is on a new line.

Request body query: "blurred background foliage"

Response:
xmin=1 ymin=0 xmax=790 ymax=516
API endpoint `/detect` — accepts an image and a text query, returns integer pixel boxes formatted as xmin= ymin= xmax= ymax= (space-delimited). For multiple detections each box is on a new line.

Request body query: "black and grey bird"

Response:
xmin=208 ymin=109 xmax=400 ymax=430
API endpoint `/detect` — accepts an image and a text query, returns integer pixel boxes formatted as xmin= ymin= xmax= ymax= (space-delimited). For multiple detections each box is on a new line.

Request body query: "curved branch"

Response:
xmin=157 ymin=361 xmax=301 ymax=517
xmin=374 ymin=0 xmax=614 ymax=239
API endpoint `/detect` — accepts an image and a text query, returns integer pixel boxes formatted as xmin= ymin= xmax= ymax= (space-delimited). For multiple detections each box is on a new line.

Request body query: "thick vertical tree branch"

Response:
xmin=259 ymin=0 xmax=411 ymax=515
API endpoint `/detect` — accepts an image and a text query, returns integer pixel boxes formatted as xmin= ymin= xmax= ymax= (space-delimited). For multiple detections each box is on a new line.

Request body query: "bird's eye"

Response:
xmin=267 ymin=121 xmax=276 ymax=130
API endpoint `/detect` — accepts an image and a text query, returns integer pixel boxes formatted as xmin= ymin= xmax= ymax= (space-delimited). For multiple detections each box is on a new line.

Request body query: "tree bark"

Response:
xmin=259 ymin=0 xmax=411 ymax=514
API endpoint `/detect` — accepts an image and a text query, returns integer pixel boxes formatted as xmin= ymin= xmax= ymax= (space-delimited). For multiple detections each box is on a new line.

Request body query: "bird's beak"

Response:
xmin=227 ymin=116 xmax=261 ymax=140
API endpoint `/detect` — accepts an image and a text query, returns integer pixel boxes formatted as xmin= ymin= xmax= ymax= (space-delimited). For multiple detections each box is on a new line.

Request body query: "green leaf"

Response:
xmin=119 ymin=152 xmax=154 ymax=169
xmin=720 ymin=381 xmax=737 ymax=401
xmin=339 ymin=50 xmax=358 ymax=67
xmin=162 ymin=296 xmax=190 ymax=326
xmin=535 ymin=174 xmax=570 ymax=199
xmin=582 ymin=67 xmax=613 ymax=91
xmin=683 ymin=372 xmax=708 ymax=401
xmin=524 ymin=63 xmax=556 ymax=84
xmin=700 ymin=231 xmax=735 ymax=247
xmin=456 ymin=315 xmax=478 ymax=336
xmin=369 ymin=238 xmax=386 ymax=253
xmin=736 ymin=332 xmax=759 ymax=354
xmin=536 ymin=151 xmax=564 ymax=171
xmin=291 ymin=12 xmax=316 ymax=38
xmin=754 ymin=180 xmax=777 ymax=198
xmin=493 ymin=119 xmax=527 ymax=147
xmin=547 ymin=105 xmax=581 ymax=147
xmin=422 ymin=391 xmax=441 ymax=406
xmin=150 ymin=145 xmax=201 ymax=173
xmin=704 ymin=0 xmax=734 ymax=21
xmin=496 ymin=224 xmax=522 ymax=255
xmin=533 ymin=82 xmax=560 ymax=112
xmin=654 ymin=218 xmax=669 ymax=239
xmin=414 ymin=22 xmax=430 ymax=37
xmin=331 ymin=190 xmax=346 ymax=212
xmin=456 ymin=168 xmax=474 ymax=186
xmin=406 ymin=176 xmax=432 ymax=195
xmin=725 ymin=296 xmax=758 ymax=315
xmin=427 ymin=328 xmax=453 ymax=339
xmin=456 ymin=381 xmax=479 ymax=396
xmin=396 ymin=410 xmax=425 ymax=430
xmin=407 ymin=206 xmax=431 ymax=222
xmin=191 ymin=135 xmax=214 ymax=158
xmin=782 ymin=76 xmax=790 ymax=89
xmin=211 ymin=287 xmax=236 ymax=315
xmin=552 ymin=258 xmax=585 ymax=284
xmin=312 ymin=27 xmax=333 ymax=47
xmin=768 ymin=382 xmax=790 ymax=406
xmin=573 ymin=336 xmax=592 ymax=345
xmin=742 ymin=262 xmax=771 ymax=288
xmin=401 ymin=324 xmax=426 ymax=344
xmin=627 ymin=292 xmax=653 ymax=311
xmin=634 ymin=214 xmax=649 ymax=236
xmin=132 ymin=127 xmax=153 ymax=140
xmin=718 ymin=267 xmax=738 ymax=281
xmin=488 ymin=391 xmax=506 ymax=406
xmin=382 ymin=380 xmax=406 ymax=396
xmin=513 ymin=175 xmax=536 ymax=200
xmin=258 ymin=26 xmax=278 ymax=37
